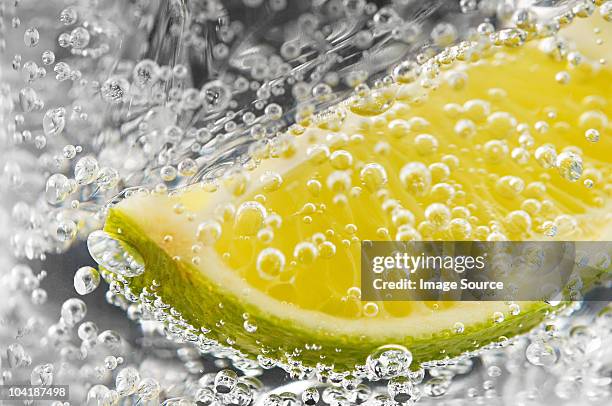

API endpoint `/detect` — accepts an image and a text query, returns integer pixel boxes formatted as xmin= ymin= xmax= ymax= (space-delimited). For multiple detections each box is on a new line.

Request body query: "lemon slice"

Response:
xmin=99 ymin=19 xmax=612 ymax=372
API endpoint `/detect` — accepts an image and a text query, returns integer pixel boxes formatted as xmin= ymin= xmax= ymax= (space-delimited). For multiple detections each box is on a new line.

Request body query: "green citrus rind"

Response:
xmin=103 ymin=207 xmax=554 ymax=372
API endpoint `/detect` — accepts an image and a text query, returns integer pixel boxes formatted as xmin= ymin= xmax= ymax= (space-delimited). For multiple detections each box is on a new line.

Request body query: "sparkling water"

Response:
xmin=0 ymin=0 xmax=611 ymax=405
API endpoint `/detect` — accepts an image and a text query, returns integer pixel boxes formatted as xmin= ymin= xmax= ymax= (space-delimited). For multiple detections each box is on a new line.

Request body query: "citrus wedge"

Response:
xmin=98 ymin=18 xmax=612 ymax=373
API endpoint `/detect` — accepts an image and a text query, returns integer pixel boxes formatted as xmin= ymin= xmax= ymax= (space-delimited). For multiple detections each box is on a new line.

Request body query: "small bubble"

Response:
xmin=78 ymin=321 xmax=98 ymax=341
xmin=509 ymin=303 xmax=521 ymax=315
xmin=363 ymin=302 xmax=379 ymax=317
xmin=584 ymin=128 xmax=600 ymax=142
xmin=243 ymin=320 xmax=258 ymax=333
xmin=160 ymin=165 xmax=177 ymax=182
xmin=360 ymin=163 xmax=387 ymax=191
xmin=101 ymin=77 xmax=130 ymax=104
xmin=41 ymin=50 xmax=55 ymax=65
xmin=45 ymin=173 xmax=70 ymax=204
xmin=61 ymin=298 xmax=87 ymax=326
xmin=137 ymin=378 xmax=161 ymax=401
xmin=393 ymin=61 xmax=419 ymax=83
xmin=178 ymin=158 xmax=198 ymax=177
xmin=260 ymin=171 xmax=283 ymax=192
xmin=43 ymin=107 xmax=66 ymax=136
xmin=492 ymin=311 xmax=504 ymax=323
xmin=70 ymin=27 xmax=90 ymax=49
xmin=431 ymin=22 xmax=457 ymax=47
xmin=366 ymin=344 xmax=412 ymax=379
xmin=98 ymin=330 xmax=122 ymax=350
xmin=256 ymin=248 xmax=286 ymax=279
xmin=31 ymin=288 xmax=47 ymax=305
xmin=235 ymin=201 xmax=266 ymax=236
xmin=74 ymin=266 xmax=100 ymax=295
xmin=59 ymin=7 xmax=78 ymax=25
xmin=104 ymin=356 xmax=118 ymax=370
xmin=400 ymin=162 xmax=431 ymax=196
xmin=214 ymin=369 xmax=238 ymax=394
xmin=555 ymin=151 xmax=582 ymax=182
xmin=196 ymin=220 xmax=222 ymax=246
xmin=133 ymin=59 xmax=159 ymax=87
xmin=302 ymin=387 xmax=320 ymax=406
xmin=96 ymin=167 xmax=120 ymax=190
xmin=56 ymin=220 xmax=77 ymax=242
xmin=487 ymin=366 xmax=502 ymax=377
xmin=424 ymin=377 xmax=451 ymax=398
xmin=74 ymin=156 xmax=99 ymax=185
xmin=293 ymin=242 xmax=318 ymax=264
xmin=526 ymin=342 xmax=558 ymax=366
xmin=601 ymin=1 xmax=612 ymax=21
xmin=116 ymin=367 xmax=140 ymax=396
xmin=201 ymin=80 xmax=231 ymax=112
xmin=24 ymin=28 xmax=40 ymax=47
xmin=555 ymin=71 xmax=570 ymax=84
xmin=425 ymin=203 xmax=451 ymax=228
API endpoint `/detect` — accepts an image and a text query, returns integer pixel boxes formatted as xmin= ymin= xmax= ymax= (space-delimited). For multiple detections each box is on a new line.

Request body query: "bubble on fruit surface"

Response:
xmin=116 ymin=366 xmax=140 ymax=396
xmin=256 ymin=248 xmax=286 ymax=279
xmin=366 ymin=344 xmax=412 ymax=380
xmin=74 ymin=156 xmax=100 ymax=185
xmin=197 ymin=220 xmax=223 ymax=245
xmin=87 ymin=230 xmax=145 ymax=277
xmin=399 ymin=162 xmax=431 ymax=196
xmin=555 ymin=151 xmax=583 ymax=181
xmin=235 ymin=201 xmax=267 ymax=236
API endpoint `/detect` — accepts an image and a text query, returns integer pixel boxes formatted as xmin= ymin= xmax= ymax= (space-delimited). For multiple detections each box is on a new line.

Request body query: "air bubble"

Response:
xmin=196 ymin=220 xmax=222 ymax=246
xmin=59 ymin=7 xmax=78 ymax=25
xmin=235 ymin=201 xmax=266 ymax=236
xmin=526 ymin=342 xmax=558 ymax=366
xmin=214 ymin=369 xmax=238 ymax=394
xmin=74 ymin=156 xmax=99 ymax=185
xmin=101 ymin=77 xmax=130 ymax=104
xmin=24 ymin=28 xmax=40 ymax=47
xmin=256 ymin=248 xmax=286 ymax=279
xmin=555 ymin=151 xmax=583 ymax=182
xmin=61 ymin=298 xmax=87 ymax=326
xmin=70 ymin=27 xmax=90 ymax=49
xmin=366 ymin=344 xmax=412 ymax=379
xmin=87 ymin=230 xmax=145 ymax=277
xmin=116 ymin=367 xmax=140 ymax=396
xmin=45 ymin=173 xmax=70 ymax=205
xmin=74 ymin=266 xmax=100 ymax=295
xmin=43 ymin=107 xmax=66 ymax=136
xmin=400 ymin=162 xmax=431 ymax=196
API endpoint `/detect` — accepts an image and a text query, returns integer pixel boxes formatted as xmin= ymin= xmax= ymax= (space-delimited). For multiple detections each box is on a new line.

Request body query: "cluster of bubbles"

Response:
xmin=4 ymin=256 xmax=612 ymax=405
xmin=0 ymin=0 xmax=611 ymax=404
